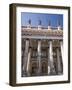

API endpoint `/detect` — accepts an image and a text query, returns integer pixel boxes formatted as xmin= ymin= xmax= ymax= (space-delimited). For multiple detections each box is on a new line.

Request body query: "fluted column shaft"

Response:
xmin=23 ymin=39 xmax=29 ymax=76
xmin=37 ymin=40 xmax=41 ymax=75
xmin=26 ymin=48 xmax=31 ymax=76
xmin=57 ymin=48 xmax=62 ymax=74
xmin=60 ymin=41 xmax=63 ymax=61
xmin=49 ymin=41 xmax=56 ymax=74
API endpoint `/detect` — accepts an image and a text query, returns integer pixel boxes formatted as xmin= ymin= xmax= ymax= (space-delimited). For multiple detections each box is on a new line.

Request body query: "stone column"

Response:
xmin=37 ymin=40 xmax=41 ymax=75
xmin=60 ymin=41 xmax=63 ymax=61
xmin=26 ymin=48 xmax=31 ymax=76
xmin=49 ymin=40 xmax=56 ymax=75
xmin=56 ymin=48 xmax=62 ymax=74
xmin=48 ymin=48 xmax=50 ymax=75
xmin=23 ymin=39 xmax=29 ymax=76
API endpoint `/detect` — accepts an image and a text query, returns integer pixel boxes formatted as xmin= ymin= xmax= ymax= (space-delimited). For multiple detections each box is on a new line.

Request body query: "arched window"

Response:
xmin=42 ymin=62 xmax=47 ymax=75
xmin=31 ymin=62 xmax=37 ymax=76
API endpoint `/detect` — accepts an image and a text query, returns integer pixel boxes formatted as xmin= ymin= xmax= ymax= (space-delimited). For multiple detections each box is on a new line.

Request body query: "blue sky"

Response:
xmin=21 ymin=12 xmax=63 ymax=28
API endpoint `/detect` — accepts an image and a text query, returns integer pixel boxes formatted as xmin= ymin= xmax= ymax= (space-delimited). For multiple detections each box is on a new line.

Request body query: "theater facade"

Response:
xmin=21 ymin=22 xmax=63 ymax=77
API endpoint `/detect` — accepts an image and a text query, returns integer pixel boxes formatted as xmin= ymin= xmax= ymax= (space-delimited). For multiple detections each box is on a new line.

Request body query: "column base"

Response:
xmin=50 ymin=68 xmax=56 ymax=75
xmin=58 ymin=72 xmax=63 ymax=75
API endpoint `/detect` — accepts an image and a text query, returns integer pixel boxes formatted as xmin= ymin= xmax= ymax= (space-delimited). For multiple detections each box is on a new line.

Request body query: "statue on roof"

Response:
xmin=48 ymin=19 xmax=51 ymax=26
xmin=38 ymin=20 xmax=42 ymax=25
xmin=28 ymin=19 xmax=31 ymax=25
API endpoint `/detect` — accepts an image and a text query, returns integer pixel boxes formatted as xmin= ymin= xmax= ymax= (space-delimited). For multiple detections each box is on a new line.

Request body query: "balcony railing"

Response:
xmin=21 ymin=26 xmax=63 ymax=30
xmin=21 ymin=26 xmax=63 ymax=40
